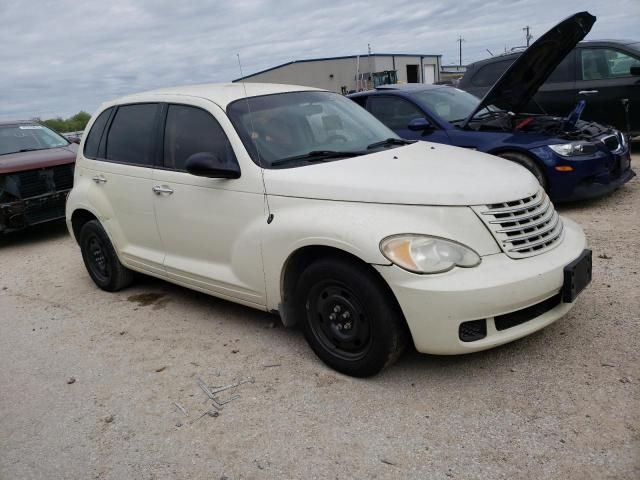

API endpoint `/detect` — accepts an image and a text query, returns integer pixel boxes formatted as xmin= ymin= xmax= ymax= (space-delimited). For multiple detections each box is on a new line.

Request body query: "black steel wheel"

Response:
xmin=296 ymin=257 xmax=408 ymax=377
xmin=79 ymin=220 xmax=134 ymax=292
xmin=306 ymin=281 xmax=372 ymax=362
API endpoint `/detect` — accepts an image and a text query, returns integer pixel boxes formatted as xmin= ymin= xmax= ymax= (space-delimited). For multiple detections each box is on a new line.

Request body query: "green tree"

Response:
xmin=42 ymin=111 xmax=91 ymax=133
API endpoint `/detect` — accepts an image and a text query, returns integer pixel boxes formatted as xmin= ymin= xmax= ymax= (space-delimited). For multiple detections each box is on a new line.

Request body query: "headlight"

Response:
xmin=548 ymin=142 xmax=598 ymax=156
xmin=380 ymin=235 xmax=481 ymax=274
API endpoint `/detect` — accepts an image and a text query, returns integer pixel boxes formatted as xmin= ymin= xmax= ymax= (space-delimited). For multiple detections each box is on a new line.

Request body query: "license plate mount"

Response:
xmin=563 ymin=249 xmax=592 ymax=303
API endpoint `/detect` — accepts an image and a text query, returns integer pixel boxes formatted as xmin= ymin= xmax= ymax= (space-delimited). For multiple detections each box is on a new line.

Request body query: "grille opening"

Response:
xmin=459 ymin=319 xmax=487 ymax=342
xmin=478 ymin=189 xmax=563 ymax=258
xmin=494 ymin=294 xmax=562 ymax=331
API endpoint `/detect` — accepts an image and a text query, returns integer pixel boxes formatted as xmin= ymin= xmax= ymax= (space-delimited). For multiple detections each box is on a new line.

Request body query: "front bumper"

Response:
xmin=374 ymin=216 xmax=587 ymax=355
xmin=0 ymin=190 xmax=69 ymax=233
xmin=532 ymin=145 xmax=635 ymax=202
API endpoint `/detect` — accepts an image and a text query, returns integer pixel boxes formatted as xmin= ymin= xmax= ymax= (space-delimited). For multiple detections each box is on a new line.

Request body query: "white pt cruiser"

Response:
xmin=66 ymin=83 xmax=592 ymax=377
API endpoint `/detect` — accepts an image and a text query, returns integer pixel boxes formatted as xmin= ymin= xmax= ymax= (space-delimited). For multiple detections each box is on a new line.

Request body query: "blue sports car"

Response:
xmin=349 ymin=12 xmax=635 ymax=202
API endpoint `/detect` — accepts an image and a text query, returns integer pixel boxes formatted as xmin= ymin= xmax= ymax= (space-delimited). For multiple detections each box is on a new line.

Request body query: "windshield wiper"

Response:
xmin=271 ymin=150 xmax=364 ymax=167
xmin=366 ymin=138 xmax=414 ymax=150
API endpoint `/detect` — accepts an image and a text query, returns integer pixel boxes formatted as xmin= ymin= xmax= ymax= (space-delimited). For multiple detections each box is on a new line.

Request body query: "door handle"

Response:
xmin=152 ymin=185 xmax=174 ymax=195
xmin=578 ymin=90 xmax=599 ymax=95
xmin=91 ymin=175 xmax=107 ymax=184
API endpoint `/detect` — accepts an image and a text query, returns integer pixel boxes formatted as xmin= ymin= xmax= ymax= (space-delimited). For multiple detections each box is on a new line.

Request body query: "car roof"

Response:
xmin=0 ymin=119 xmax=38 ymax=127
xmin=349 ymin=83 xmax=448 ymax=97
xmin=466 ymin=39 xmax=639 ymax=68
xmin=108 ymin=82 xmax=325 ymax=110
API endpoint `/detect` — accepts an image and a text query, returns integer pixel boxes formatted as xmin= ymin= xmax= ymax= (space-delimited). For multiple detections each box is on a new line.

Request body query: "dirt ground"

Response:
xmin=1 ymin=154 xmax=639 ymax=480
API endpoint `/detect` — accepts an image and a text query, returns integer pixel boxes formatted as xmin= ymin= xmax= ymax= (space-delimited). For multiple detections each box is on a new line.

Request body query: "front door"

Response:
xmin=152 ymin=101 xmax=267 ymax=307
xmin=576 ymin=47 xmax=640 ymax=132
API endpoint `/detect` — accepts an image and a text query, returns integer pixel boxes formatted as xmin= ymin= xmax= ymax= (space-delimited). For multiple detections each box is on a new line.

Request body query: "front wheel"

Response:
xmin=296 ymin=257 xmax=408 ymax=377
xmin=497 ymin=151 xmax=548 ymax=191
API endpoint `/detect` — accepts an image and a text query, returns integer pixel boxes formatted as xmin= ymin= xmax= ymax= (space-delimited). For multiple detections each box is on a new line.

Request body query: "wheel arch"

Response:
xmin=278 ymin=245 xmax=405 ymax=329
xmin=70 ymin=208 xmax=99 ymax=244
xmin=489 ymin=148 xmax=549 ymax=187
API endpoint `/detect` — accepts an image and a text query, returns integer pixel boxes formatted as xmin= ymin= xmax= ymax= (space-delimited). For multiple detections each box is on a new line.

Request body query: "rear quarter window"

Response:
xmin=83 ymin=108 xmax=112 ymax=159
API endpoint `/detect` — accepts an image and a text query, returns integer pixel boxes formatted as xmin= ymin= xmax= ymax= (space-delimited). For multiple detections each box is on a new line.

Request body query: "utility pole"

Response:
xmin=523 ymin=26 xmax=533 ymax=47
xmin=457 ymin=36 xmax=465 ymax=66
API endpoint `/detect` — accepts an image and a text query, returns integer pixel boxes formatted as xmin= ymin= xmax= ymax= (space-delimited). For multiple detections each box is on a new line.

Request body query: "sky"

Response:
xmin=1 ymin=0 xmax=639 ymax=120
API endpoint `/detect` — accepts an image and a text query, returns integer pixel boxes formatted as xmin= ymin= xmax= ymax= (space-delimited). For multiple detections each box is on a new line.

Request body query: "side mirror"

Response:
xmin=185 ymin=152 xmax=240 ymax=179
xmin=408 ymin=117 xmax=433 ymax=131
xmin=630 ymin=66 xmax=640 ymax=76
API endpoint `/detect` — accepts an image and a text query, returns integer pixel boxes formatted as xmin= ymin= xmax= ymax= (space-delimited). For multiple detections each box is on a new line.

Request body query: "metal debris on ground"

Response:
xmin=263 ymin=363 xmax=281 ymax=368
xmin=173 ymin=402 xmax=189 ymax=417
xmin=180 ymin=376 xmax=255 ymax=424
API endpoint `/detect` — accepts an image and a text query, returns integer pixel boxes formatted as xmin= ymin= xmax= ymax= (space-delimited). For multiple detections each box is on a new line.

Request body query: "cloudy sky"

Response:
xmin=1 ymin=0 xmax=638 ymax=120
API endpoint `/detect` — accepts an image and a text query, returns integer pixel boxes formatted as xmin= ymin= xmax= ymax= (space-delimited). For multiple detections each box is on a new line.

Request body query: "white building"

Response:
xmin=233 ymin=53 xmax=442 ymax=93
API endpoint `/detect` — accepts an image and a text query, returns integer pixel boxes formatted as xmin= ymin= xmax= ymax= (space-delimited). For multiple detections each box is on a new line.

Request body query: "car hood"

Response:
xmin=462 ymin=11 xmax=596 ymax=127
xmin=263 ymin=142 xmax=539 ymax=206
xmin=0 ymin=145 xmax=77 ymax=174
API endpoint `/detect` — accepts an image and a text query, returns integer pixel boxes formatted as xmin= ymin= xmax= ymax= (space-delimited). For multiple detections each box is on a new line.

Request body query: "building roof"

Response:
xmin=103 ymin=83 xmax=324 ymax=110
xmin=233 ymin=53 xmax=442 ymax=81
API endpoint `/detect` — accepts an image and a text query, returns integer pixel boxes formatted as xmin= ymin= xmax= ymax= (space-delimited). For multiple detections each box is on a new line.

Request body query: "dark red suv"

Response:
xmin=0 ymin=120 xmax=77 ymax=233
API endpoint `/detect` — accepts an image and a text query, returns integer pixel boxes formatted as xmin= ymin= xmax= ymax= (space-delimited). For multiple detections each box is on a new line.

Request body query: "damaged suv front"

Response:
xmin=0 ymin=121 xmax=76 ymax=233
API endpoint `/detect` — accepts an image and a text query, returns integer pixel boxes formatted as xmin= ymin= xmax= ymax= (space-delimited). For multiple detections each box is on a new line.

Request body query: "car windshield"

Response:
xmin=0 ymin=124 xmax=69 ymax=155
xmin=412 ymin=87 xmax=498 ymax=123
xmin=227 ymin=91 xmax=401 ymax=168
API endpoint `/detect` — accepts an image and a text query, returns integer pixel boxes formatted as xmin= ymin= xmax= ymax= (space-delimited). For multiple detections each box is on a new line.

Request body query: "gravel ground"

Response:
xmin=1 ymin=154 xmax=638 ymax=480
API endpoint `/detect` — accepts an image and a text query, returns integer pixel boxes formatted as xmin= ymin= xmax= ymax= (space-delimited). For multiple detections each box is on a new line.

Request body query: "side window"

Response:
xmin=547 ymin=52 xmax=575 ymax=83
xmin=163 ymin=104 xmax=237 ymax=171
xmin=367 ymin=97 xmax=424 ymax=130
xmin=471 ymin=59 xmax=514 ymax=87
xmin=106 ymin=104 xmax=158 ymax=166
xmin=83 ymin=108 xmax=112 ymax=158
xmin=580 ymin=48 xmax=640 ymax=80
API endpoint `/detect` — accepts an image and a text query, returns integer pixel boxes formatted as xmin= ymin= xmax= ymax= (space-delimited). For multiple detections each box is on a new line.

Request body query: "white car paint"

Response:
xmin=66 ymin=83 xmax=588 ymax=356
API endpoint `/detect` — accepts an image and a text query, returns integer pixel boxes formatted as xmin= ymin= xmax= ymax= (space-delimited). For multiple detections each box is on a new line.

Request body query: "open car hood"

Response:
xmin=462 ymin=11 xmax=596 ymax=127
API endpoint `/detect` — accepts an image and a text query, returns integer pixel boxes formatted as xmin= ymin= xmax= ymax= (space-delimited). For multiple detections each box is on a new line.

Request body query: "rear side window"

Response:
xmin=106 ymin=104 xmax=158 ymax=166
xmin=471 ymin=59 xmax=514 ymax=87
xmin=163 ymin=104 xmax=236 ymax=171
xmin=547 ymin=52 xmax=575 ymax=83
xmin=83 ymin=108 xmax=112 ymax=158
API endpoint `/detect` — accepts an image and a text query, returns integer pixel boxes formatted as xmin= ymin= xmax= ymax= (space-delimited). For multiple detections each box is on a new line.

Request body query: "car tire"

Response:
xmin=497 ymin=151 xmax=548 ymax=190
xmin=79 ymin=220 xmax=134 ymax=292
xmin=295 ymin=257 xmax=408 ymax=377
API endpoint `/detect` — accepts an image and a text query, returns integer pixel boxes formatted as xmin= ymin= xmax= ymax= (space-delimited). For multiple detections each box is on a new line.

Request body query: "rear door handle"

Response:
xmin=152 ymin=185 xmax=174 ymax=195
xmin=578 ymin=90 xmax=599 ymax=95
xmin=92 ymin=175 xmax=107 ymax=184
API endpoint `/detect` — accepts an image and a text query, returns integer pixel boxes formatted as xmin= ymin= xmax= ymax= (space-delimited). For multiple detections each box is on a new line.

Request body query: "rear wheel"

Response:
xmin=497 ymin=151 xmax=548 ymax=190
xmin=79 ymin=220 xmax=134 ymax=292
xmin=295 ymin=257 xmax=408 ymax=377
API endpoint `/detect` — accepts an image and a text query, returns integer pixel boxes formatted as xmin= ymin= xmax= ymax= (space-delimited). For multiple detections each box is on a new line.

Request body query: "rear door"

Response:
xmin=82 ymin=103 xmax=165 ymax=275
xmin=532 ymin=50 xmax=577 ymax=116
xmin=151 ymin=100 xmax=267 ymax=306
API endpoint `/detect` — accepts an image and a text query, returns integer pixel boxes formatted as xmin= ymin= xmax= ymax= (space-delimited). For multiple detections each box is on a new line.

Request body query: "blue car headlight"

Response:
xmin=548 ymin=142 xmax=598 ymax=156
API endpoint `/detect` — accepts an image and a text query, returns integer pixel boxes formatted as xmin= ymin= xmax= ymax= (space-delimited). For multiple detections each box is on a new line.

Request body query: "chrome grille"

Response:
xmin=473 ymin=189 xmax=564 ymax=259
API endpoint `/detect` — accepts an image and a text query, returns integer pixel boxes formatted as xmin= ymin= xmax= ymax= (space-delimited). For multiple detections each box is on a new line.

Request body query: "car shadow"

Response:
xmin=0 ymin=220 xmax=70 ymax=249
